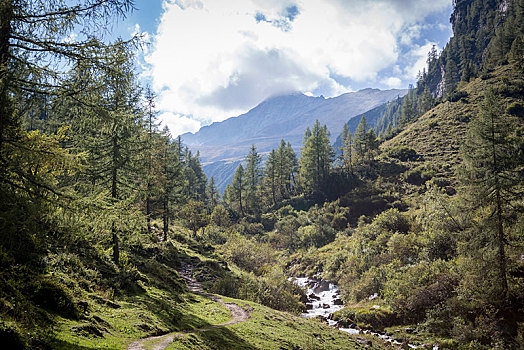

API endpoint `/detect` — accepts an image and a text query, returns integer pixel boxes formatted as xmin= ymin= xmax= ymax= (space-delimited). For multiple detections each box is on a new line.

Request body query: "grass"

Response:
xmin=166 ymin=297 xmax=367 ymax=350
xmin=52 ymin=287 xmax=231 ymax=350
xmin=52 ymin=286 xmax=370 ymax=350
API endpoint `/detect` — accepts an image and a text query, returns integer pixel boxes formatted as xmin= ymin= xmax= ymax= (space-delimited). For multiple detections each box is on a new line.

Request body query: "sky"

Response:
xmin=120 ymin=0 xmax=454 ymax=137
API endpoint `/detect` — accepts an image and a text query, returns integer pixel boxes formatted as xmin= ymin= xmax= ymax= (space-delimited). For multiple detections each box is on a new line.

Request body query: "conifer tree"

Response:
xmin=264 ymin=149 xmax=278 ymax=206
xmin=353 ymin=115 xmax=368 ymax=161
xmin=418 ymin=86 xmax=434 ymax=115
xmin=299 ymin=120 xmax=334 ymax=194
xmin=159 ymin=128 xmax=182 ymax=240
xmin=399 ymin=90 xmax=416 ymax=126
xmin=460 ymin=88 xmax=523 ymax=303
xmin=206 ymin=176 xmax=219 ymax=210
xmin=231 ymin=164 xmax=246 ymax=216
xmin=340 ymin=123 xmax=353 ymax=174
xmin=245 ymin=144 xmax=262 ymax=214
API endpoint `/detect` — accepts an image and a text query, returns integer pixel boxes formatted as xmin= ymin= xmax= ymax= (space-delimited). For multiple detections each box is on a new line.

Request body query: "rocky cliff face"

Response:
xmin=182 ymin=88 xmax=407 ymax=191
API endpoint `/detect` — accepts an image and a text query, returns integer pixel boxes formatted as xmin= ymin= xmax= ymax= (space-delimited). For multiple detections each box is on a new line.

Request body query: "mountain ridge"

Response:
xmin=182 ymin=88 xmax=407 ymax=190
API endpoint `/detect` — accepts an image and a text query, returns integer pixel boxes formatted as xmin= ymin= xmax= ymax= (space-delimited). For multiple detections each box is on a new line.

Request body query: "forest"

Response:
xmin=1 ymin=0 xmax=523 ymax=349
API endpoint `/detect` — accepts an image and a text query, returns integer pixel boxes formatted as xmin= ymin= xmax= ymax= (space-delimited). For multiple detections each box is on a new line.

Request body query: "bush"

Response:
xmin=332 ymin=305 xmax=397 ymax=331
xmin=387 ymin=146 xmax=420 ymax=162
xmin=220 ymin=235 xmax=274 ymax=275
xmin=211 ymin=271 xmax=305 ymax=314
xmin=447 ymin=90 xmax=468 ymax=102
xmin=403 ymin=165 xmax=434 ymax=185
xmin=371 ymin=208 xmax=411 ymax=235
xmin=28 ymin=278 xmax=78 ymax=318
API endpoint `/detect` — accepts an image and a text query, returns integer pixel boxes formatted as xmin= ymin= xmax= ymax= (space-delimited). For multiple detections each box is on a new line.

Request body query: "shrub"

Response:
xmin=403 ymin=165 xmax=434 ymax=185
xmin=371 ymin=208 xmax=411 ymax=235
xmin=332 ymin=306 xmax=397 ymax=331
xmin=28 ymin=278 xmax=78 ymax=318
xmin=447 ymin=90 xmax=468 ymax=102
xmin=387 ymin=146 xmax=420 ymax=162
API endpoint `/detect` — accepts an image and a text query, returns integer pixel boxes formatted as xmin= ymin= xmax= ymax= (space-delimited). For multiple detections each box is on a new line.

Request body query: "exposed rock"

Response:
xmin=322 ymin=303 xmax=330 ymax=309
xmin=308 ymin=293 xmax=320 ymax=300
xmin=305 ymin=303 xmax=313 ymax=310
xmin=333 ymin=298 xmax=343 ymax=305
xmin=313 ymin=280 xmax=330 ymax=293
xmin=316 ymin=315 xmax=328 ymax=323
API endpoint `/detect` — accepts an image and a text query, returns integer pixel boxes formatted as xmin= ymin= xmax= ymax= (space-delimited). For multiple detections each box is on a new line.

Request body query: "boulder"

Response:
xmin=308 ymin=293 xmax=320 ymax=300
xmin=313 ymin=280 xmax=330 ymax=293
xmin=333 ymin=298 xmax=343 ymax=305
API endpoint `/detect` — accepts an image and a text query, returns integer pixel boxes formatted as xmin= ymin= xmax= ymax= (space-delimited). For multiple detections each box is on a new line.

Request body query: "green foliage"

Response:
xmin=387 ymin=146 xmax=420 ymax=162
xmin=402 ymin=165 xmax=435 ymax=185
xmin=299 ymin=120 xmax=334 ymax=195
xmin=28 ymin=278 xmax=79 ymax=319
xmin=179 ymin=200 xmax=209 ymax=236
xmin=211 ymin=270 xmax=305 ymax=314
xmin=333 ymin=305 xmax=397 ymax=331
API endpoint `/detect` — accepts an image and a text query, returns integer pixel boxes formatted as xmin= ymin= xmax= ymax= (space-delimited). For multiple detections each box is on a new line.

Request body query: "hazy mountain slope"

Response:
xmin=332 ymin=97 xmax=404 ymax=156
xmin=183 ymin=88 xmax=406 ymax=190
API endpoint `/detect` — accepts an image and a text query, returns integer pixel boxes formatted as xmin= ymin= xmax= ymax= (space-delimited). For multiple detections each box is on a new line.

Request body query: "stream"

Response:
xmin=292 ymin=277 xmax=439 ymax=349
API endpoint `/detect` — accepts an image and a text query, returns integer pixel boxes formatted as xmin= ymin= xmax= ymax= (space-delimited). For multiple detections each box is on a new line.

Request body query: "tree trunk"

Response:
xmin=0 ymin=3 xmax=12 ymax=153
xmin=146 ymin=194 xmax=151 ymax=233
xmin=163 ymin=191 xmax=169 ymax=241
xmin=112 ymin=224 xmax=119 ymax=265
xmin=111 ymin=134 xmax=119 ymax=264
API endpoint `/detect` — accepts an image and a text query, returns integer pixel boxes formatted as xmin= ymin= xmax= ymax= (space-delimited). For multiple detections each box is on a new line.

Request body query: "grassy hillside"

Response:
xmin=382 ymin=64 xmax=524 ymax=172
xmin=1 ymin=221 xmax=371 ymax=350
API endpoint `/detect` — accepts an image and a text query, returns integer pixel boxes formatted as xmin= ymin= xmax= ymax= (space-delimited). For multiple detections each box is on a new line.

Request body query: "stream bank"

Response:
xmin=292 ymin=277 xmax=439 ymax=349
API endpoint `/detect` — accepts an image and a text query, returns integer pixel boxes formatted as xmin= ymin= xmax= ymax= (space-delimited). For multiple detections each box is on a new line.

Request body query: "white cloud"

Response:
xmin=159 ymin=112 xmax=202 ymax=137
xmin=147 ymin=0 xmax=451 ymax=136
xmin=403 ymin=41 xmax=440 ymax=80
xmin=381 ymin=76 xmax=403 ymax=88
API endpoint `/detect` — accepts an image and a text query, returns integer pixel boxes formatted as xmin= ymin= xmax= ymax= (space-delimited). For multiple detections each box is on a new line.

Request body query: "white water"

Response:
xmin=293 ymin=277 xmax=344 ymax=324
xmin=291 ymin=277 xmax=438 ymax=349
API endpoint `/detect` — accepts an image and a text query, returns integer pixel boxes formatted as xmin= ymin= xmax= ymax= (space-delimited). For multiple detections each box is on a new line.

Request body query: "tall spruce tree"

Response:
xmin=245 ymin=145 xmax=262 ymax=214
xmin=231 ymin=164 xmax=246 ymax=216
xmin=340 ymin=123 xmax=353 ymax=173
xmin=460 ymin=88 xmax=523 ymax=304
xmin=299 ymin=120 xmax=334 ymax=194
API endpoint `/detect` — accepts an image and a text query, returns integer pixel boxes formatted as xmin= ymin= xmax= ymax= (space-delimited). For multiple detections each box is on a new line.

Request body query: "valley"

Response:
xmin=1 ymin=0 xmax=523 ymax=350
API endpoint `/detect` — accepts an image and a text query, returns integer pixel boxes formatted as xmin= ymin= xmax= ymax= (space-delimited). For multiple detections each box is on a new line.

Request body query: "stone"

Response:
xmin=308 ymin=293 xmax=320 ymax=300
xmin=313 ymin=280 xmax=330 ymax=293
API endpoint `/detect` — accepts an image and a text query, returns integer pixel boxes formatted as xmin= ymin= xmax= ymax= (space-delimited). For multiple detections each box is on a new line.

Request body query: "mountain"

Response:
xmin=332 ymin=96 xmax=404 ymax=156
xmin=182 ymin=88 xmax=407 ymax=191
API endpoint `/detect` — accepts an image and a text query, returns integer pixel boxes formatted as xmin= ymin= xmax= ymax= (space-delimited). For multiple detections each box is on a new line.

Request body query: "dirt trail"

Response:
xmin=127 ymin=261 xmax=250 ymax=350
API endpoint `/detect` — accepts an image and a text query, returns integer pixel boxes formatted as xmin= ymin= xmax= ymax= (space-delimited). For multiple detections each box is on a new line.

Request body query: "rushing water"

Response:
xmin=291 ymin=277 xmax=439 ymax=349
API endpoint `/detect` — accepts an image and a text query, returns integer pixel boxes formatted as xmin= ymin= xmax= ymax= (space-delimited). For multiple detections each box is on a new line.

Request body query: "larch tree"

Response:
xmin=231 ymin=164 xmax=246 ymax=216
xmin=340 ymin=123 xmax=353 ymax=174
xmin=299 ymin=120 xmax=334 ymax=194
xmin=245 ymin=144 xmax=262 ymax=214
xmin=460 ymin=88 xmax=524 ymax=304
